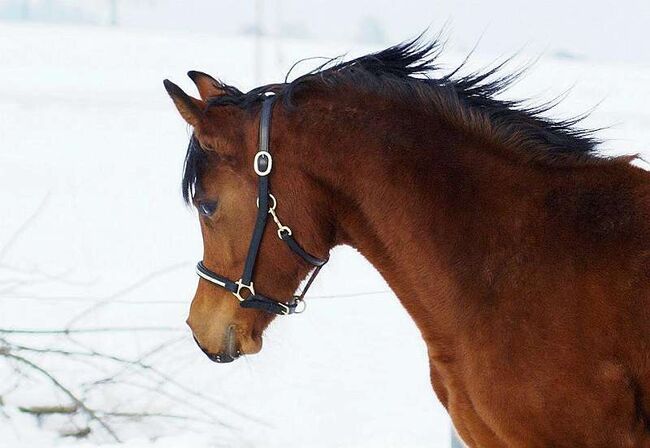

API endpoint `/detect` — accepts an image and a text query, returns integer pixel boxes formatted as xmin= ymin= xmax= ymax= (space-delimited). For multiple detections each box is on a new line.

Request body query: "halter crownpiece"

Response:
xmin=195 ymin=95 xmax=328 ymax=316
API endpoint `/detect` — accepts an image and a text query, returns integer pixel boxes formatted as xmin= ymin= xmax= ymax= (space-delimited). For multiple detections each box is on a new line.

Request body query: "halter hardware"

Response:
xmin=266 ymin=194 xmax=293 ymax=239
xmin=253 ymin=151 xmax=272 ymax=176
xmin=195 ymin=95 xmax=328 ymax=316
xmin=234 ymin=280 xmax=255 ymax=302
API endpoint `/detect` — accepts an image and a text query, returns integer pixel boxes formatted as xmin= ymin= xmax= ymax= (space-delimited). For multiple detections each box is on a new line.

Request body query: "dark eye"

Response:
xmin=197 ymin=200 xmax=218 ymax=217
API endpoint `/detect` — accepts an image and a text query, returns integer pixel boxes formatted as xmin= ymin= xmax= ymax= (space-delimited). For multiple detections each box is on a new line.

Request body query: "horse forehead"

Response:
xmin=203 ymin=103 xmax=259 ymax=133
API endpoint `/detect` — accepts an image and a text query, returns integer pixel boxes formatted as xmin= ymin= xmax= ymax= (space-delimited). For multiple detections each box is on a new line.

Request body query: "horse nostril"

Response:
xmin=225 ymin=325 xmax=238 ymax=355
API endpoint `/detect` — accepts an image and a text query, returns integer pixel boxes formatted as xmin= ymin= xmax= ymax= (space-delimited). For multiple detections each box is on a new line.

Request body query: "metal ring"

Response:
xmin=256 ymin=194 xmax=277 ymax=211
xmin=253 ymin=151 xmax=273 ymax=176
xmin=277 ymin=226 xmax=292 ymax=239
xmin=293 ymin=297 xmax=307 ymax=314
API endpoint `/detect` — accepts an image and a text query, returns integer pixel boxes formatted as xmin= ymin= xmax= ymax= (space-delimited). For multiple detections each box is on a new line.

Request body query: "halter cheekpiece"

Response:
xmin=195 ymin=95 xmax=328 ymax=315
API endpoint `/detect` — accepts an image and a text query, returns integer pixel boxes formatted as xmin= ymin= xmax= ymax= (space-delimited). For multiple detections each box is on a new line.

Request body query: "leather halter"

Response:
xmin=195 ymin=95 xmax=328 ymax=315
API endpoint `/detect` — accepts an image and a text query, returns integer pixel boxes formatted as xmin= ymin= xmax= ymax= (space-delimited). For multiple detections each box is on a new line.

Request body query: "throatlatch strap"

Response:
xmin=241 ymin=97 xmax=276 ymax=285
xmin=296 ymin=264 xmax=324 ymax=300
xmin=281 ymin=232 xmax=328 ymax=267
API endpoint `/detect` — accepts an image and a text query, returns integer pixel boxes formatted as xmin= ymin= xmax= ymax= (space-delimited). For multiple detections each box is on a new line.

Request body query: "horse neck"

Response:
xmin=288 ymin=93 xmax=643 ymax=364
xmin=297 ymin=99 xmax=551 ymax=343
xmin=297 ymin=115 xmax=479 ymax=339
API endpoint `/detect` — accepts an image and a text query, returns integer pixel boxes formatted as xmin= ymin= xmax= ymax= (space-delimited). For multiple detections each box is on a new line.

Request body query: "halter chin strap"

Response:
xmin=195 ymin=95 xmax=328 ymax=316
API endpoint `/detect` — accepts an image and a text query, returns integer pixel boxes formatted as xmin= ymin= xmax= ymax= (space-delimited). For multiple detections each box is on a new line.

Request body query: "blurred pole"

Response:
xmin=109 ymin=0 xmax=118 ymax=26
xmin=21 ymin=0 xmax=29 ymax=20
xmin=275 ymin=0 xmax=284 ymax=69
xmin=254 ymin=0 xmax=263 ymax=84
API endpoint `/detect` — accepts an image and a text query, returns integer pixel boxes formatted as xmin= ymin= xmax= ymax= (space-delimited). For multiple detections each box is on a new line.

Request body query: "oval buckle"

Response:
xmin=253 ymin=151 xmax=272 ymax=176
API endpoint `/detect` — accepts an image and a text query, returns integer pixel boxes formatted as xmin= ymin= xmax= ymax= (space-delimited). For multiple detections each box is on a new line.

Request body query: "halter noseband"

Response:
xmin=195 ymin=95 xmax=328 ymax=316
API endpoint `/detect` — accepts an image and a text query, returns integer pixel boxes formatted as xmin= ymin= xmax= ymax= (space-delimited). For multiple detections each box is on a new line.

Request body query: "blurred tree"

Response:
xmin=279 ymin=22 xmax=311 ymax=39
xmin=108 ymin=0 xmax=117 ymax=26
xmin=21 ymin=0 xmax=29 ymax=19
xmin=356 ymin=16 xmax=387 ymax=44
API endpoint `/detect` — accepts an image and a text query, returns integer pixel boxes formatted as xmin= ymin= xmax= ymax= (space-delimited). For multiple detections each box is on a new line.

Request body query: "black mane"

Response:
xmin=184 ymin=37 xmax=607 ymax=203
xmin=182 ymin=135 xmax=208 ymax=204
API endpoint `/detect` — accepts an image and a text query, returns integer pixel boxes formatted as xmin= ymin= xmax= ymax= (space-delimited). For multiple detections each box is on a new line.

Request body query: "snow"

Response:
xmin=0 ymin=22 xmax=649 ymax=448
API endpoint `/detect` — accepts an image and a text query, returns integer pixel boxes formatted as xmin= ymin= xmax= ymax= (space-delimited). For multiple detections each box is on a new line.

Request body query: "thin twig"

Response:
xmin=0 ymin=193 xmax=49 ymax=261
xmin=64 ymin=263 xmax=187 ymax=329
xmin=0 ymin=263 xmax=96 ymax=286
xmin=91 ymin=377 xmax=238 ymax=430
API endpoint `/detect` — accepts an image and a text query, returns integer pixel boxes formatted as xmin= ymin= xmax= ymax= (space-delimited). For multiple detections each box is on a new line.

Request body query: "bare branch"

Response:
xmin=0 ymin=327 xmax=182 ymax=335
xmin=61 ymin=427 xmax=91 ymax=439
xmin=4 ymin=352 xmax=121 ymax=442
xmin=64 ymin=263 xmax=186 ymax=329
xmin=19 ymin=405 xmax=78 ymax=415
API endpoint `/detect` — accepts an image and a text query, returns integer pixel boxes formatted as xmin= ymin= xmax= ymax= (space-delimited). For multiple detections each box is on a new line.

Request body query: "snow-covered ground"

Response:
xmin=0 ymin=22 xmax=649 ymax=448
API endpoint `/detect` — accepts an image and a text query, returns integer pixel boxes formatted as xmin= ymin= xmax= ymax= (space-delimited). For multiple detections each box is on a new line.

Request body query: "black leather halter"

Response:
xmin=195 ymin=95 xmax=328 ymax=316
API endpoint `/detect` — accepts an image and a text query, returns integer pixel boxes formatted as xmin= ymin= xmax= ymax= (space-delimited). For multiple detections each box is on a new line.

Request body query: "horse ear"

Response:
xmin=163 ymin=79 xmax=205 ymax=127
xmin=187 ymin=71 xmax=226 ymax=101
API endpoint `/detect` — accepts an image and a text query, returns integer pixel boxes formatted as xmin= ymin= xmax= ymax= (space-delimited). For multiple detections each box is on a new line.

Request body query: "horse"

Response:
xmin=164 ymin=38 xmax=650 ymax=447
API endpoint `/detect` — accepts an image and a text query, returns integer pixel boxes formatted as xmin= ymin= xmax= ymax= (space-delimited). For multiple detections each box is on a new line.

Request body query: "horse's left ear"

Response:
xmin=187 ymin=71 xmax=225 ymax=101
xmin=163 ymin=79 xmax=205 ymax=127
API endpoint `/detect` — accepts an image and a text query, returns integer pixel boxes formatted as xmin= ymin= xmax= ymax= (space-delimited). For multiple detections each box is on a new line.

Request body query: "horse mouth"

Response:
xmin=206 ymin=351 xmax=240 ymax=363
xmin=193 ymin=325 xmax=241 ymax=364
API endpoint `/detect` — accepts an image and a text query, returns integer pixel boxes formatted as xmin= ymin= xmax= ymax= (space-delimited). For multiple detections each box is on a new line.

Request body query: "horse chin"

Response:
xmin=239 ymin=333 xmax=263 ymax=356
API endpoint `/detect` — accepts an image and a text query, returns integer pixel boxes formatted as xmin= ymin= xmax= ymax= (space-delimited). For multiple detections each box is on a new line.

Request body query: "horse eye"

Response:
xmin=197 ymin=200 xmax=218 ymax=217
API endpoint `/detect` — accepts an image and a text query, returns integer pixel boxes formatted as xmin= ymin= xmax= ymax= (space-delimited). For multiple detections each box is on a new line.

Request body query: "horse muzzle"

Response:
xmin=192 ymin=325 xmax=242 ymax=363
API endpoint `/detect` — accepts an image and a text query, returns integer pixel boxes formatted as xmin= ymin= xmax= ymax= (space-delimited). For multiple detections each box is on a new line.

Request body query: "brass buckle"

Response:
xmin=277 ymin=302 xmax=290 ymax=315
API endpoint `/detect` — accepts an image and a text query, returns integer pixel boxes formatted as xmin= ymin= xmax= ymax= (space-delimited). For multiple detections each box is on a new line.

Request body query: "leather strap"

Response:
xmin=240 ymin=294 xmax=297 ymax=315
xmin=281 ymin=231 xmax=328 ymax=267
xmin=295 ymin=264 xmax=324 ymax=301
xmin=241 ymin=97 xmax=276 ymax=285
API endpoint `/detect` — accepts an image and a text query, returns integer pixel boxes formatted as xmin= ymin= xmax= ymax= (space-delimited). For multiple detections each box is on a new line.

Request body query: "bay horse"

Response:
xmin=164 ymin=39 xmax=650 ymax=447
